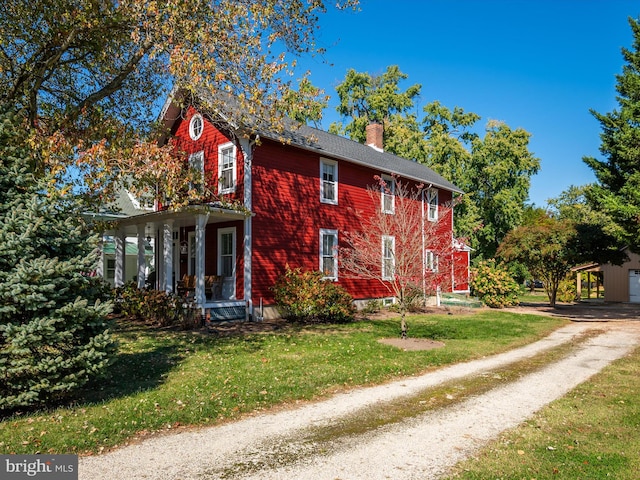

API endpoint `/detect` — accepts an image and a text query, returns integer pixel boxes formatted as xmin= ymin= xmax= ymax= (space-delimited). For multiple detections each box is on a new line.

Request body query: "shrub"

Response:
xmin=557 ymin=275 xmax=578 ymax=303
xmin=361 ymin=299 xmax=382 ymax=315
xmin=272 ymin=265 xmax=356 ymax=323
xmin=470 ymin=260 xmax=521 ymax=308
xmin=114 ymin=283 xmax=199 ymax=330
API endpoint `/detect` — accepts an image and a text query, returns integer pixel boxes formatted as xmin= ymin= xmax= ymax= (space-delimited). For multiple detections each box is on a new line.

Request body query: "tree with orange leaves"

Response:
xmin=0 ymin=0 xmax=357 ymax=205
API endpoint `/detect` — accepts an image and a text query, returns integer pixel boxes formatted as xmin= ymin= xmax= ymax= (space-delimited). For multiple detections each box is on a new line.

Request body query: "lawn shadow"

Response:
xmin=77 ymin=344 xmax=186 ymax=405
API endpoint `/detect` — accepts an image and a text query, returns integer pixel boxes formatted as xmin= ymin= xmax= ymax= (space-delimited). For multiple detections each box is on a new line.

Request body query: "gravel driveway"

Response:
xmin=79 ymin=304 xmax=640 ymax=480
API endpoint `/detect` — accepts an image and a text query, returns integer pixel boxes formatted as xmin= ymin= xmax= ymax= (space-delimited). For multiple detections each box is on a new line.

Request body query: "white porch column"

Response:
xmin=240 ymin=137 xmax=254 ymax=320
xmin=163 ymin=220 xmax=174 ymax=293
xmin=114 ymin=230 xmax=126 ymax=288
xmin=137 ymin=224 xmax=147 ymax=289
xmin=195 ymin=213 xmax=209 ymax=308
xmin=156 ymin=226 xmax=164 ymax=290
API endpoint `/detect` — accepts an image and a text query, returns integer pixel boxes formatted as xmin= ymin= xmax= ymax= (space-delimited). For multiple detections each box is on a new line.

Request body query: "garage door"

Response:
xmin=630 ymin=270 xmax=640 ymax=303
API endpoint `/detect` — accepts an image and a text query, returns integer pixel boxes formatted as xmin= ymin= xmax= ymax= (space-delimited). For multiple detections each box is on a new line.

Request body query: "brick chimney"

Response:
xmin=366 ymin=122 xmax=384 ymax=151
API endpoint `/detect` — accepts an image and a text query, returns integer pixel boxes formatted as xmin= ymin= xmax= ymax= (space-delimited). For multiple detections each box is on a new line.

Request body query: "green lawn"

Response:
xmin=519 ymin=288 xmax=551 ymax=304
xmin=0 ymin=310 xmax=564 ymax=455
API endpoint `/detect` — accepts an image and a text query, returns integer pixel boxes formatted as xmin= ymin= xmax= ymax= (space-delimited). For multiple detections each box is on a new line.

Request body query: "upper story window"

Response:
xmin=189 ymin=114 xmax=204 ymax=141
xmin=189 ymin=151 xmax=205 ymax=192
xmin=320 ymin=158 xmax=338 ymax=204
xmin=426 ymin=188 xmax=438 ymax=221
xmin=320 ymin=229 xmax=338 ymax=280
xmin=381 ymin=175 xmax=395 ymax=214
xmin=381 ymin=235 xmax=395 ymax=281
xmin=218 ymin=142 xmax=237 ymax=194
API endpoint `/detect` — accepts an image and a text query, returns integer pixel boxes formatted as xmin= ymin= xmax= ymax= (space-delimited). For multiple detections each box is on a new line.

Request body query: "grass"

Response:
xmin=447 ymin=343 xmax=640 ymax=479
xmin=0 ymin=310 xmax=564 ymax=455
xmin=519 ymin=289 xmax=551 ymax=304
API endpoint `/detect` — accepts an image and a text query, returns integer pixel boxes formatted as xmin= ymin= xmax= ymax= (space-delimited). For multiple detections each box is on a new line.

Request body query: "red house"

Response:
xmin=103 ymin=90 xmax=469 ymax=320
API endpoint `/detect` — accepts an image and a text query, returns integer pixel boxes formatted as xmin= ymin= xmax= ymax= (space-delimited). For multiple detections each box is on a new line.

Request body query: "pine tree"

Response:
xmin=584 ymin=17 xmax=640 ymax=251
xmin=0 ymin=108 xmax=115 ymax=410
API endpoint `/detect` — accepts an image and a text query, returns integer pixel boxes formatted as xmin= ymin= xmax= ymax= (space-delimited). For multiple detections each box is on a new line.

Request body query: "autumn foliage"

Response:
xmin=470 ymin=260 xmax=521 ymax=308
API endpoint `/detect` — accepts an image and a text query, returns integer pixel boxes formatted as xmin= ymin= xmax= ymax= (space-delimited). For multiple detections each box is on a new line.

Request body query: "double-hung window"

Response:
xmin=426 ymin=188 xmax=438 ymax=221
xmin=320 ymin=158 xmax=338 ymax=204
xmin=218 ymin=142 xmax=236 ymax=194
xmin=381 ymin=175 xmax=395 ymax=214
xmin=189 ymin=151 xmax=205 ymax=193
xmin=218 ymin=227 xmax=236 ymax=278
xmin=425 ymin=250 xmax=438 ymax=272
xmin=381 ymin=235 xmax=395 ymax=280
xmin=320 ymin=229 xmax=338 ymax=280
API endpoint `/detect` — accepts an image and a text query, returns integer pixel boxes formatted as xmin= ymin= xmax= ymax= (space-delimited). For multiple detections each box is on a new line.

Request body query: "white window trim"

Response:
xmin=427 ymin=188 xmax=438 ymax=222
xmin=189 ymin=113 xmax=204 ymax=141
xmin=425 ymin=249 xmax=438 ymax=272
xmin=381 ymin=174 xmax=395 ymax=214
xmin=381 ymin=235 xmax=395 ymax=281
xmin=320 ymin=158 xmax=338 ymax=205
xmin=188 ymin=150 xmax=205 ymax=192
xmin=320 ymin=229 xmax=339 ymax=280
xmin=218 ymin=142 xmax=237 ymax=194
xmin=218 ymin=227 xmax=236 ymax=278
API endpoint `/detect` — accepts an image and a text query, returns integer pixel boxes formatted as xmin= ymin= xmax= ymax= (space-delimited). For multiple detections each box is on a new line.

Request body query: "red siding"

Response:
xmin=250 ymin=139 xmax=457 ymax=304
xmin=172 ymin=107 xmax=244 ymax=204
xmin=453 ymin=250 xmax=470 ymax=292
xmin=170 ymin=109 xmax=465 ymax=307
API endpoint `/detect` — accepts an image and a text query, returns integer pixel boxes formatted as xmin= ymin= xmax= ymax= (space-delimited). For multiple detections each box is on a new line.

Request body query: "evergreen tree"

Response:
xmin=584 ymin=17 xmax=640 ymax=252
xmin=0 ymin=108 xmax=115 ymax=411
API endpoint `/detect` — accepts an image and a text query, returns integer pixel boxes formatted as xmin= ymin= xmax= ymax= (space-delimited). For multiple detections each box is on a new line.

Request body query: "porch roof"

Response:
xmin=106 ymin=204 xmax=249 ymax=236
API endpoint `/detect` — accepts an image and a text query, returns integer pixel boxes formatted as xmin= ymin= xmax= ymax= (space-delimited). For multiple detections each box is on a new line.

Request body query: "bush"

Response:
xmin=557 ymin=275 xmax=578 ymax=303
xmin=272 ymin=266 xmax=356 ymax=323
xmin=470 ymin=260 xmax=521 ymax=308
xmin=361 ymin=299 xmax=382 ymax=315
xmin=114 ymin=283 xmax=199 ymax=330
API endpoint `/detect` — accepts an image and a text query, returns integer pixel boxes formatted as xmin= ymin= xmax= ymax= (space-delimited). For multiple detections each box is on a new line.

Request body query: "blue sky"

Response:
xmin=297 ymin=0 xmax=639 ymax=206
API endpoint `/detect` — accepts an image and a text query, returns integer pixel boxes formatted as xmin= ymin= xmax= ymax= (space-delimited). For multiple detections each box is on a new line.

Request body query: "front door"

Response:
xmin=218 ymin=227 xmax=236 ymax=299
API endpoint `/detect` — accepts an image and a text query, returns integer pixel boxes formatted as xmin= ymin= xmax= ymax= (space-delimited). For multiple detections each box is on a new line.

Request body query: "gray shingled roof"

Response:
xmin=176 ymin=87 xmax=463 ymax=194
xmin=287 ymin=124 xmax=463 ymax=193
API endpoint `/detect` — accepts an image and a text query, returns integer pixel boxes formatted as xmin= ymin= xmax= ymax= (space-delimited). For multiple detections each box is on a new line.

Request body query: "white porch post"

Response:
xmin=137 ymin=224 xmax=146 ymax=289
xmin=114 ymin=230 xmax=125 ymax=288
xmin=156 ymin=225 xmax=164 ymax=290
xmin=195 ymin=213 xmax=209 ymax=308
xmin=240 ymin=137 xmax=254 ymax=320
xmin=163 ymin=220 xmax=174 ymax=293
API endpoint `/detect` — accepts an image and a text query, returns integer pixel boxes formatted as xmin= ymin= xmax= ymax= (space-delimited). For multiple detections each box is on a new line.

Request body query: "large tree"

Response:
xmin=329 ymin=65 xmax=422 ymax=144
xmin=498 ymin=216 xmax=625 ymax=306
xmin=584 ymin=16 xmax=640 ymax=252
xmin=0 ymin=108 xmax=115 ymax=410
xmin=1 ymin=0 xmax=355 ymax=202
xmin=468 ymin=120 xmax=540 ymax=259
xmin=329 ymin=66 xmax=539 ymax=259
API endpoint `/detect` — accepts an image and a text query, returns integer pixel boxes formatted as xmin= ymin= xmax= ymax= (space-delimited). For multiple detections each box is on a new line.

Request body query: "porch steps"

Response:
xmin=205 ymin=302 xmax=246 ymax=322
